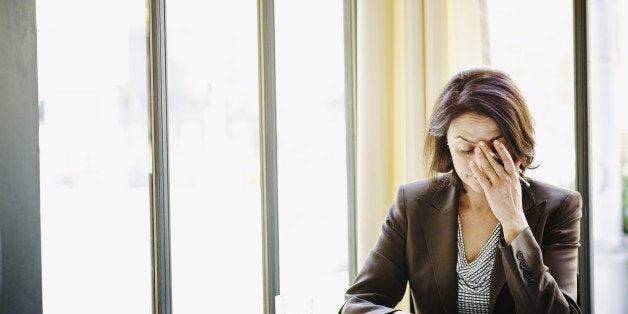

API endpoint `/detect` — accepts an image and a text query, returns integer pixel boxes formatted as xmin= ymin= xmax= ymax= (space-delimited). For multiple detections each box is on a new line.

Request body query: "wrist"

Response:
xmin=501 ymin=215 xmax=528 ymax=244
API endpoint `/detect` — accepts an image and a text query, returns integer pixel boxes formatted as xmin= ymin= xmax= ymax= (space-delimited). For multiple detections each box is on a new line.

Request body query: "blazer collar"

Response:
xmin=428 ymin=180 xmax=459 ymax=214
xmin=521 ymin=178 xmax=537 ymax=213
xmin=417 ymin=174 xmax=544 ymax=313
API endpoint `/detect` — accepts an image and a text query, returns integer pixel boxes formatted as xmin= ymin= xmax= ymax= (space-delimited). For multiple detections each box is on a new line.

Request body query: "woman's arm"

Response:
xmin=499 ymin=191 xmax=582 ymax=313
xmin=340 ymin=187 xmax=410 ymax=314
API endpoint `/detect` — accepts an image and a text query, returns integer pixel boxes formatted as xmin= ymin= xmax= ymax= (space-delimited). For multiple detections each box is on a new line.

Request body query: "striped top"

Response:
xmin=456 ymin=216 xmax=502 ymax=314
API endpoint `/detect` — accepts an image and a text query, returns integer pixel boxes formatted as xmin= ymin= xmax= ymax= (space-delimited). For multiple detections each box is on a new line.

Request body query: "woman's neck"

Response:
xmin=459 ymin=186 xmax=491 ymax=212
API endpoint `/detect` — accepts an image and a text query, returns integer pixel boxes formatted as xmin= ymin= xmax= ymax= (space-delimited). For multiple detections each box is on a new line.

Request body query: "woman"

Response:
xmin=340 ymin=68 xmax=581 ymax=313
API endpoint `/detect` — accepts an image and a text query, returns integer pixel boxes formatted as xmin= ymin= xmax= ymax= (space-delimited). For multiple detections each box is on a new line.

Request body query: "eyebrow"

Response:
xmin=455 ymin=135 xmax=504 ymax=145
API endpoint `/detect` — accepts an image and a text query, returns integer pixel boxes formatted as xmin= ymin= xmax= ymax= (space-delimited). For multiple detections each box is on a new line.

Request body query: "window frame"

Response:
xmin=573 ymin=0 xmax=592 ymax=312
xmin=257 ymin=0 xmax=280 ymax=313
xmin=147 ymin=0 xmax=173 ymax=313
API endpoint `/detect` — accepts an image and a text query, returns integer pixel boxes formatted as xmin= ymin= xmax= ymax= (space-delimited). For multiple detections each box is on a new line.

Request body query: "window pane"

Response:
xmin=36 ymin=0 xmax=152 ymax=312
xmin=166 ymin=1 xmax=263 ymax=312
xmin=589 ymin=0 xmax=628 ymax=312
xmin=486 ymin=0 xmax=575 ymax=189
xmin=275 ymin=0 xmax=349 ymax=312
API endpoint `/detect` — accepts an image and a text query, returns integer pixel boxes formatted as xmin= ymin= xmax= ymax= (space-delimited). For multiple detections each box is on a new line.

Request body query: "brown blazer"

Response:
xmin=341 ymin=174 xmax=581 ymax=313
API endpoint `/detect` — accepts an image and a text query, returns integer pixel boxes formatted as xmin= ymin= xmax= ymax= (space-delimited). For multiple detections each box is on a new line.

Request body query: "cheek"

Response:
xmin=450 ymin=153 xmax=472 ymax=174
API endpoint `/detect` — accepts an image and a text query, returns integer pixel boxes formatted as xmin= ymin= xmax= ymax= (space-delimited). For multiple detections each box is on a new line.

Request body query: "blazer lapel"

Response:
xmin=417 ymin=183 xmax=459 ymax=313
xmin=488 ymin=181 xmax=546 ymax=313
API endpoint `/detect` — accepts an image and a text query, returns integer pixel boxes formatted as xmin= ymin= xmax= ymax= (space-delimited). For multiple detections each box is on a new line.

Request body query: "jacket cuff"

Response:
xmin=499 ymin=227 xmax=545 ymax=289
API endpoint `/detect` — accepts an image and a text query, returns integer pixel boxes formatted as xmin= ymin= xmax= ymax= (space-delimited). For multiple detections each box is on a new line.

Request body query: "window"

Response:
xmin=589 ymin=0 xmax=628 ymax=312
xmin=165 ymin=0 xmax=263 ymax=312
xmin=36 ymin=0 xmax=152 ymax=312
xmin=275 ymin=0 xmax=350 ymax=312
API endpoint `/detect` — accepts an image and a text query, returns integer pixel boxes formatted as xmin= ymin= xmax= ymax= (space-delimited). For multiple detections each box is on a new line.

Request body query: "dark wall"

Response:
xmin=0 ymin=0 xmax=43 ymax=312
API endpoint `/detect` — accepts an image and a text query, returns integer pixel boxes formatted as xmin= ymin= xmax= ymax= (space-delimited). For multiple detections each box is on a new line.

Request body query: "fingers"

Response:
xmin=473 ymin=142 xmax=501 ymax=184
xmin=469 ymin=160 xmax=491 ymax=190
xmin=494 ymin=140 xmax=518 ymax=176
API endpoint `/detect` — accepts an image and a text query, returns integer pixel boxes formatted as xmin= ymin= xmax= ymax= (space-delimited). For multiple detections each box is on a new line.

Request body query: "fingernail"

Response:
xmin=475 ymin=147 xmax=481 ymax=153
xmin=479 ymin=141 xmax=486 ymax=147
xmin=494 ymin=140 xmax=500 ymax=146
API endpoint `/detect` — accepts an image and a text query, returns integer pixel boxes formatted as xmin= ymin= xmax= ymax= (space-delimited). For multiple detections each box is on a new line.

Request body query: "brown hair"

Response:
xmin=424 ymin=68 xmax=536 ymax=188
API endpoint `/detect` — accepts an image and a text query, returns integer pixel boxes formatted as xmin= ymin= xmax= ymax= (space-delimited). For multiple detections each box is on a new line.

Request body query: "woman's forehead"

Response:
xmin=448 ymin=113 xmax=501 ymax=141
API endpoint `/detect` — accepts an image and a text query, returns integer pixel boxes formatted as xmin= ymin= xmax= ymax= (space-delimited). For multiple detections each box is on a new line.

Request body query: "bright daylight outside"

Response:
xmin=37 ymin=0 xmax=152 ymax=313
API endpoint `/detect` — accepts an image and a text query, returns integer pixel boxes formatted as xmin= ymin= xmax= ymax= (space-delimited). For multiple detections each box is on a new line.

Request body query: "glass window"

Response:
xmin=165 ymin=1 xmax=263 ymax=312
xmin=589 ymin=0 xmax=628 ymax=312
xmin=275 ymin=0 xmax=350 ymax=312
xmin=36 ymin=0 xmax=152 ymax=312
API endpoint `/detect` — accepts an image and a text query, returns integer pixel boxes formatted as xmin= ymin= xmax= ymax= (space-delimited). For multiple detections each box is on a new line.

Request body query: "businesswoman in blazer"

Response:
xmin=341 ymin=68 xmax=581 ymax=313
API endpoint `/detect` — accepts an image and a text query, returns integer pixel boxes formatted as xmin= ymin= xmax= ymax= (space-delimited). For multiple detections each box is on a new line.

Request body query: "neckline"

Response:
xmin=457 ymin=215 xmax=501 ymax=266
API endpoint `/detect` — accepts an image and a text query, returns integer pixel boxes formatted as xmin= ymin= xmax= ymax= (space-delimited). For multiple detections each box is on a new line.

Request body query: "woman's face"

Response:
xmin=446 ymin=113 xmax=509 ymax=194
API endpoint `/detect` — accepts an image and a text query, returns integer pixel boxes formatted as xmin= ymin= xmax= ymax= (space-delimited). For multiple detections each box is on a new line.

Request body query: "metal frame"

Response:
xmin=258 ymin=0 xmax=280 ymax=313
xmin=573 ymin=0 xmax=592 ymax=312
xmin=148 ymin=0 xmax=172 ymax=313
xmin=344 ymin=0 xmax=358 ymax=283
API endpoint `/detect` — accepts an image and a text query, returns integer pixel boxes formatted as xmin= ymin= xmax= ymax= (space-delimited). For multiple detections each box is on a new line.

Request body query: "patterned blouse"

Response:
xmin=456 ymin=216 xmax=502 ymax=314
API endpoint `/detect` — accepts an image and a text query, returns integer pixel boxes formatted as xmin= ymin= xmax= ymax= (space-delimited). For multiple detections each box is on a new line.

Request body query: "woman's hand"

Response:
xmin=468 ymin=140 xmax=528 ymax=244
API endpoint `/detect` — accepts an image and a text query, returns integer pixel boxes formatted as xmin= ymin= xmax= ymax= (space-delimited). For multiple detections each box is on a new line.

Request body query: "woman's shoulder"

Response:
xmin=526 ymin=178 xmax=581 ymax=205
xmin=398 ymin=174 xmax=454 ymax=202
xmin=525 ymin=178 xmax=582 ymax=219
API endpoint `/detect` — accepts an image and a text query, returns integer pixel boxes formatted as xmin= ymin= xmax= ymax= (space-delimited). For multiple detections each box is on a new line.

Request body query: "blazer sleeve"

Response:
xmin=339 ymin=186 xmax=409 ymax=314
xmin=499 ymin=191 xmax=582 ymax=313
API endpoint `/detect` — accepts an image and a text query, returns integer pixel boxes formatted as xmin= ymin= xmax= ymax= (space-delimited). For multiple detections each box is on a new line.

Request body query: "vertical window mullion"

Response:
xmin=148 ymin=0 xmax=172 ymax=313
xmin=258 ymin=0 xmax=280 ymax=313
xmin=344 ymin=0 xmax=358 ymax=283
xmin=573 ymin=0 xmax=592 ymax=312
